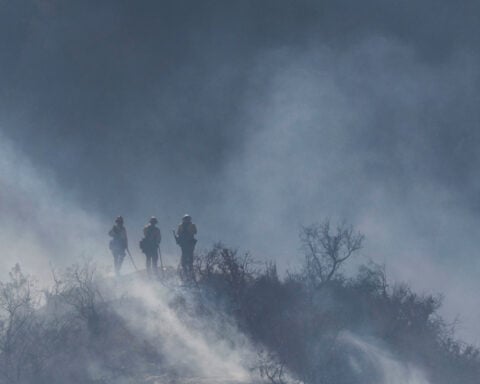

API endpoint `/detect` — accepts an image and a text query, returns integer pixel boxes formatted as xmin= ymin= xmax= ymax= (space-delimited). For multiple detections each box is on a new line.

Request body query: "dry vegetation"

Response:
xmin=0 ymin=221 xmax=478 ymax=383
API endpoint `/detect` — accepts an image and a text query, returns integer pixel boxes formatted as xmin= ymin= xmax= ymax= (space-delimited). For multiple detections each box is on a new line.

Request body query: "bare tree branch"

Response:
xmin=300 ymin=220 xmax=364 ymax=286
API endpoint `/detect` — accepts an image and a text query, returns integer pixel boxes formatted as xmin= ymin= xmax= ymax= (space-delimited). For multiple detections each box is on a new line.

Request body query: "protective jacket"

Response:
xmin=176 ymin=222 xmax=197 ymax=247
xmin=108 ymin=224 xmax=128 ymax=254
xmin=141 ymin=224 xmax=161 ymax=253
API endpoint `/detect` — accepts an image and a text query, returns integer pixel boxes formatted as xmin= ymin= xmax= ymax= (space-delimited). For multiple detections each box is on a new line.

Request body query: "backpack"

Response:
xmin=140 ymin=225 xmax=158 ymax=253
xmin=139 ymin=238 xmax=148 ymax=253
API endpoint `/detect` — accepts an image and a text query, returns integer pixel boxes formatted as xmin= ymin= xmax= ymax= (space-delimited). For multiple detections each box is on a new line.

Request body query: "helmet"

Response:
xmin=182 ymin=214 xmax=192 ymax=222
xmin=115 ymin=216 xmax=124 ymax=224
xmin=149 ymin=216 xmax=158 ymax=224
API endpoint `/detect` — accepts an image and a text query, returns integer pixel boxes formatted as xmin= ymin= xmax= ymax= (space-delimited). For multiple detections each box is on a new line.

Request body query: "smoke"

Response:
xmin=0 ymin=131 xmax=107 ymax=280
xmin=214 ymin=39 xmax=480 ymax=343
xmin=1 ymin=0 xmax=479 ymax=347
xmin=110 ymin=277 xmax=256 ymax=382
xmin=93 ymin=273 xmax=439 ymax=384
xmin=340 ymin=332 xmax=431 ymax=384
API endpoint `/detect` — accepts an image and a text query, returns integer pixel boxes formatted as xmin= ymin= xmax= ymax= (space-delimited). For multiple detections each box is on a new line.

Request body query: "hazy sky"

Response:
xmin=1 ymin=1 xmax=479 ymax=342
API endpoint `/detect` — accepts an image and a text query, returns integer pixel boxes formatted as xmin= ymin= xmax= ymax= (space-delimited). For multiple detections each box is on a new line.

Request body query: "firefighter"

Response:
xmin=140 ymin=217 xmax=161 ymax=277
xmin=174 ymin=214 xmax=197 ymax=279
xmin=108 ymin=216 xmax=128 ymax=276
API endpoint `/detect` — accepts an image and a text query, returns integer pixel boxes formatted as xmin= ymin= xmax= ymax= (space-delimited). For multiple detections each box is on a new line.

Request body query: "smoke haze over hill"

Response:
xmin=1 ymin=0 xmax=479 ymax=345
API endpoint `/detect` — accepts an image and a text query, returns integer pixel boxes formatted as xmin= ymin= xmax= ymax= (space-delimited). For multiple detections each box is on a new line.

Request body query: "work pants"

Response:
xmin=113 ymin=251 xmax=125 ymax=275
xmin=146 ymin=250 xmax=159 ymax=276
xmin=181 ymin=243 xmax=195 ymax=276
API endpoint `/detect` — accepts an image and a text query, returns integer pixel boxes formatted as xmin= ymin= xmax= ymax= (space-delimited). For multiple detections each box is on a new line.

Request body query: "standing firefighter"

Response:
xmin=108 ymin=216 xmax=128 ymax=276
xmin=174 ymin=214 xmax=197 ymax=279
xmin=140 ymin=217 xmax=161 ymax=277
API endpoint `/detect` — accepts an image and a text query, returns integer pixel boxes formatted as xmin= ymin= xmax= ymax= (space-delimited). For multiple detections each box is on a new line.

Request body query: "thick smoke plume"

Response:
xmin=1 ymin=1 xmax=479 ymax=342
xmin=0 ymin=132 xmax=106 ymax=280
xmin=1 ymin=3 xmax=479 ymax=382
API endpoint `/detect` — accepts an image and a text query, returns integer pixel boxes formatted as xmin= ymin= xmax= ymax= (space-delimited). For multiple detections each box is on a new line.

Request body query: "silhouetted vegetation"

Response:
xmin=0 ymin=223 xmax=479 ymax=383
xmin=192 ymin=222 xmax=480 ymax=384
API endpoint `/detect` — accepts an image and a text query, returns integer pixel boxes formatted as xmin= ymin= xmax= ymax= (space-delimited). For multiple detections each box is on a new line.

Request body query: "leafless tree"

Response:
xmin=255 ymin=350 xmax=304 ymax=384
xmin=52 ymin=261 xmax=105 ymax=336
xmin=356 ymin=262 xmax=388 ymax=297
xmin=195 ymin=244 xmax=255 ymax=283
xmin=0 ymin=265 xmax=44 ymax=383
xmin=300 ymin=220 xmax=364 ymax=286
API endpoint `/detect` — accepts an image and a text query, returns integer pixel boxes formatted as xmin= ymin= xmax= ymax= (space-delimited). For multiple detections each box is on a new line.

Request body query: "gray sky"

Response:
xmin=1 ymin=0 xmax=479 ymax=343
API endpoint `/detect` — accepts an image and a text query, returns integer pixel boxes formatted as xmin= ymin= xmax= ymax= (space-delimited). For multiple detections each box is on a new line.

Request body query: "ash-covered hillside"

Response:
xmin=0 ymin=222 xmax=478 ymax=384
